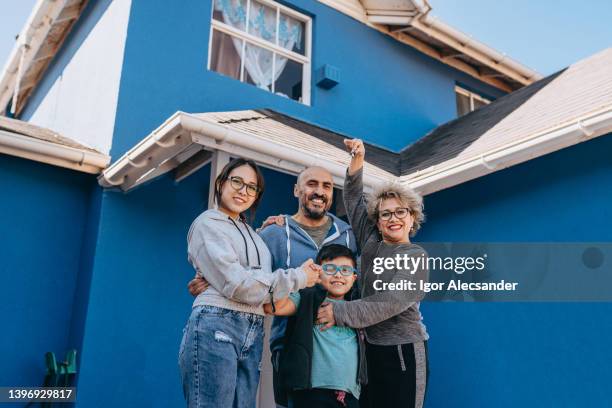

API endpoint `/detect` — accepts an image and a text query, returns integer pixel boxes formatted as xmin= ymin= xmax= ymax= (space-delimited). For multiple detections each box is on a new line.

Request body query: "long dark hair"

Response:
xmin=213 ymin=157 xmax=265 ymax=222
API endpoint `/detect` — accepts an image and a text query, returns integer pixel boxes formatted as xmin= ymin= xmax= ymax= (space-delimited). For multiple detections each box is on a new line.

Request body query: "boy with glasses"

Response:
xmin=264 ymin=244 xmax=365 ymax=408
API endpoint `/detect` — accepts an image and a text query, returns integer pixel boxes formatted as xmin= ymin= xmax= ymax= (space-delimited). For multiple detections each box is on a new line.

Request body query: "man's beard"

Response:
xmin=301 ymin=195 xmax=329 ymax=220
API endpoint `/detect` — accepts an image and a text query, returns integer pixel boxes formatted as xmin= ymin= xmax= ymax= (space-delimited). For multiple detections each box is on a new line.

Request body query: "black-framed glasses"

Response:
xmin=379 ymin=207 xmax=411 ymax=221
xmin=321 ymin=263 xmax=357 ymax=276
xmin=228 ymin=176 xmax=260 ymax=197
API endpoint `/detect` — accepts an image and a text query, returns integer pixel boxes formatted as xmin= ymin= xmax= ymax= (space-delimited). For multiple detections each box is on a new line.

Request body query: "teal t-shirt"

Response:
xmin=289 ymin=293 xmax=361 ymax=399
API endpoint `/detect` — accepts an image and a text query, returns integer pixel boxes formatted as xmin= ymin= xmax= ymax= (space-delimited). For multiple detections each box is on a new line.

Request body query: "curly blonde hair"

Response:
xmin=366 ymin=181 xmax=425 ymax=237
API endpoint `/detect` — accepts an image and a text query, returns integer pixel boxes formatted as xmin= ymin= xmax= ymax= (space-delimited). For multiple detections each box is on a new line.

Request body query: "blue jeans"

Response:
xmin=179 ymin=305 xmax=264 ymax=408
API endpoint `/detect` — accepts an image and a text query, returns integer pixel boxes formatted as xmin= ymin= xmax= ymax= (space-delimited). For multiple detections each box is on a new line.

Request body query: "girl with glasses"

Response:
xmin=179 ymin=157 xmax=322 ymax=408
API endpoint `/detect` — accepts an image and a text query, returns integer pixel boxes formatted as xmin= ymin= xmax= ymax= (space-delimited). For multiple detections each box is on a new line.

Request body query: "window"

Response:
xmin=209 ymin=0 xmax=312 ymax=104
xmin=455 ymin=86 xmax=490 ymax=116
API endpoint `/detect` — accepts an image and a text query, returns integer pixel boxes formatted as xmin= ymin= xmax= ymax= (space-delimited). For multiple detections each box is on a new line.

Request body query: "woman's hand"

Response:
xmin=344 ymin=138 xmax=365 ymax=175
xmin=316 ymin=302 xmax=336 ymax=331
xmin=301 ymin=259 xmax=322 ymax=287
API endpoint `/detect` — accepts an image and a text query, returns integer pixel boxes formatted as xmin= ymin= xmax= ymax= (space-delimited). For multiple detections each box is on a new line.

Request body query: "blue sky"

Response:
xmin=0 ymin=0 xmax=610 ymax=76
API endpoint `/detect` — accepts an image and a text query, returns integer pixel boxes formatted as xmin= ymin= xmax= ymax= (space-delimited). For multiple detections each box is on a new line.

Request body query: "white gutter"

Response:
xmin=404 ymin=107 xmax=612 ymax=195
xmin=99 ymin=112 xmax=389 ymax=191
xmin=0 ymin=129 xmax=110 ymax=174
xmin=0 ymin=0 xmax=70 ymax=115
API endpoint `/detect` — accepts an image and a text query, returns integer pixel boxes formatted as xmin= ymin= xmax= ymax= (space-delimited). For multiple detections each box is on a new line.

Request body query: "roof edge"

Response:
xmin=0 ymin=0 xmax=87 ymax=116
xmin=0 ymin=128 xmax=110 ymax=174
xmin=318 ymin=0 xmax=541 ymax=91
xmin=402 ymin=107 xmax=612 ymax=195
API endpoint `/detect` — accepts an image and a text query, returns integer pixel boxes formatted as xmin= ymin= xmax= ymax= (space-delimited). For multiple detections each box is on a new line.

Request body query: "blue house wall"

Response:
xmin=0 ymin=154 xmax=98 ymax=390
xmin=419 ymin=133 xmax=612 ymax=407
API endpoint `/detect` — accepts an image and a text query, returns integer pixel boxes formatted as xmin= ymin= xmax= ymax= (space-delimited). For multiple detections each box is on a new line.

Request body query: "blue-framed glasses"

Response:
xmin=321 ymin=263 xmax=356 ymax=276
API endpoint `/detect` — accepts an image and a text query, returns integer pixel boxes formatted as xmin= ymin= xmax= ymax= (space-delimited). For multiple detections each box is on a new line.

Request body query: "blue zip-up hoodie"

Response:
xmin=258 ymin=213 xmax=358 ymax=353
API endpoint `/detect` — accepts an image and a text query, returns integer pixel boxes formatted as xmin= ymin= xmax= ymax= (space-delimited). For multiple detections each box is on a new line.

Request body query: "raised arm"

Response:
xmin=188 ymin=217 xmax=312 ymax=306
xmin=331 ymin=247 xmax=428 ymax=328
xmin=342 ymin=139 xmax=377 ymax=249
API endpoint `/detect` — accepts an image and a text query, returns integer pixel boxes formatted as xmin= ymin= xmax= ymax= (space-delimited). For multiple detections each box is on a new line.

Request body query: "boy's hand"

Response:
xmin=302 ymin=259 xmax=322 ymax=287
xmin=316 ymin=302 xmax=336 ymax=331
xmin=256 ymin=215 xmax=285 ymax=232
xmin=188 ymin=274 xmax=209 ymax=297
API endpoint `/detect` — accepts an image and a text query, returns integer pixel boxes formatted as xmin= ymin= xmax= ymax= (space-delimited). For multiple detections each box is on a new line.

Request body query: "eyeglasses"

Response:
xmin=379 ymin=208 xmax=411 ymax=221
xmin=321 ymin=263 xmax=357 ymax=276
xmin=228 ymin=176 xmax=260 ymax=197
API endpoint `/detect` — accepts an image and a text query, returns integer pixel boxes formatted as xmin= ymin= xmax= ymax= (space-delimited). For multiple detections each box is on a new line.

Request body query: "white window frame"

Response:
xmin=455 ymin=86 xmax=490 ymax=114
xmin=208 ymin=0 xmax=312 ymax=105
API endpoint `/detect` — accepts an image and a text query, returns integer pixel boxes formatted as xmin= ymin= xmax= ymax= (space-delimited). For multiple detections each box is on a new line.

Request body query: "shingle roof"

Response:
xmin=400 ymin=48 xmax=612 ymax=178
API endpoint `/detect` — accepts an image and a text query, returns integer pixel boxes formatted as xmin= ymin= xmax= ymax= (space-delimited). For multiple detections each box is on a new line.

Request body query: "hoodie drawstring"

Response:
xmin=285 ymin=215 xmax=291 ymax=268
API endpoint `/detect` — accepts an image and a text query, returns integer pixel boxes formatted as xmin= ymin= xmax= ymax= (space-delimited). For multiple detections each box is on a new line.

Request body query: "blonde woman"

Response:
xmin=316 ymin=139 xmax=429 ymax=408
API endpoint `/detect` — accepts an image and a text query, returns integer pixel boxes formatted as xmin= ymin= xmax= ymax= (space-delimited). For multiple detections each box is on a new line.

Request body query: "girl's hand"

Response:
xmin=301 ymin=259 xmax=322 ymax=287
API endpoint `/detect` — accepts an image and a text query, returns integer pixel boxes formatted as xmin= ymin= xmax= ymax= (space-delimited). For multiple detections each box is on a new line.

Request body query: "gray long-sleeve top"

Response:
xmin=188 ymin=209 xmax=307 ymax=315
xmin=332 ymin=168 xmax=429 ymax=345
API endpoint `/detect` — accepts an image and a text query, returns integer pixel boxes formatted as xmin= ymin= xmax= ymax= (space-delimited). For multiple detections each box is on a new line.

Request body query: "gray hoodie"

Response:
xmin=188 ymin=209 xmax=308 ymax=315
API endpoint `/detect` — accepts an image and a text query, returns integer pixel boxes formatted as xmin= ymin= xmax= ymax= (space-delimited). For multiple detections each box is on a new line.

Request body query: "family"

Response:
xmin=178 ymin=139 xmax=429 ymax=408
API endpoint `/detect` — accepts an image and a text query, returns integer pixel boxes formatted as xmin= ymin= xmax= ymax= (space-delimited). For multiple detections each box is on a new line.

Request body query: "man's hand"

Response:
xmin=188 ymin=274 xmax=209 ymax=297
xmin=256 ymin=215 xmax=285 ymax=232
xmin=301 ymin=258 xmax=322 ymax=288
xmin=316 ymin=302 xmax=336 ymax=331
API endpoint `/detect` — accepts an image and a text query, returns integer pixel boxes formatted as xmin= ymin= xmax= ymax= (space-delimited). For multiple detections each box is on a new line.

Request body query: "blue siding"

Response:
xmin=111 ymin=0 xmax=503 ymax=157
xmin=419 ymin=134 xmax=612 ymax=407
xmin=0 ymin=154 xmax=97 ymax=389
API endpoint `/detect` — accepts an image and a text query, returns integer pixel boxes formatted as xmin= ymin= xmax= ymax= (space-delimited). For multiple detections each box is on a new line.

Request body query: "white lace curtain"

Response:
xmin=214 ymin=0 xmax=303 ymax=91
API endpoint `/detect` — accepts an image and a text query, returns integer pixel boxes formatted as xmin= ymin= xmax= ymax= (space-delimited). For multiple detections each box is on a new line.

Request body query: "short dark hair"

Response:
xmin=213 ymin=157 xmax=265 ymax=221
xmin=316 ymin=244 xmax=357 ymax=266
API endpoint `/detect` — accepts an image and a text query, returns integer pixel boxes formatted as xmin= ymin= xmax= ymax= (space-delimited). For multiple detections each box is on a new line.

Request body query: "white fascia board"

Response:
xmin=180 ymin=113 xmax=388 ymax=190
xmin=99 ymin=112 xmax=389 ymax=192
xmin=402 ymin=108 xmax=612 ymax=195
xmin=98 ymin=111 xmax=187 ymax=189
xmin=0 ymin=129 xmax=110 ymax=174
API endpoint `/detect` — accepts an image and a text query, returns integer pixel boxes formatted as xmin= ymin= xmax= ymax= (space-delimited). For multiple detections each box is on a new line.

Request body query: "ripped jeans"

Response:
xmin=179 ymin=305 xmax=264 ymax=408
